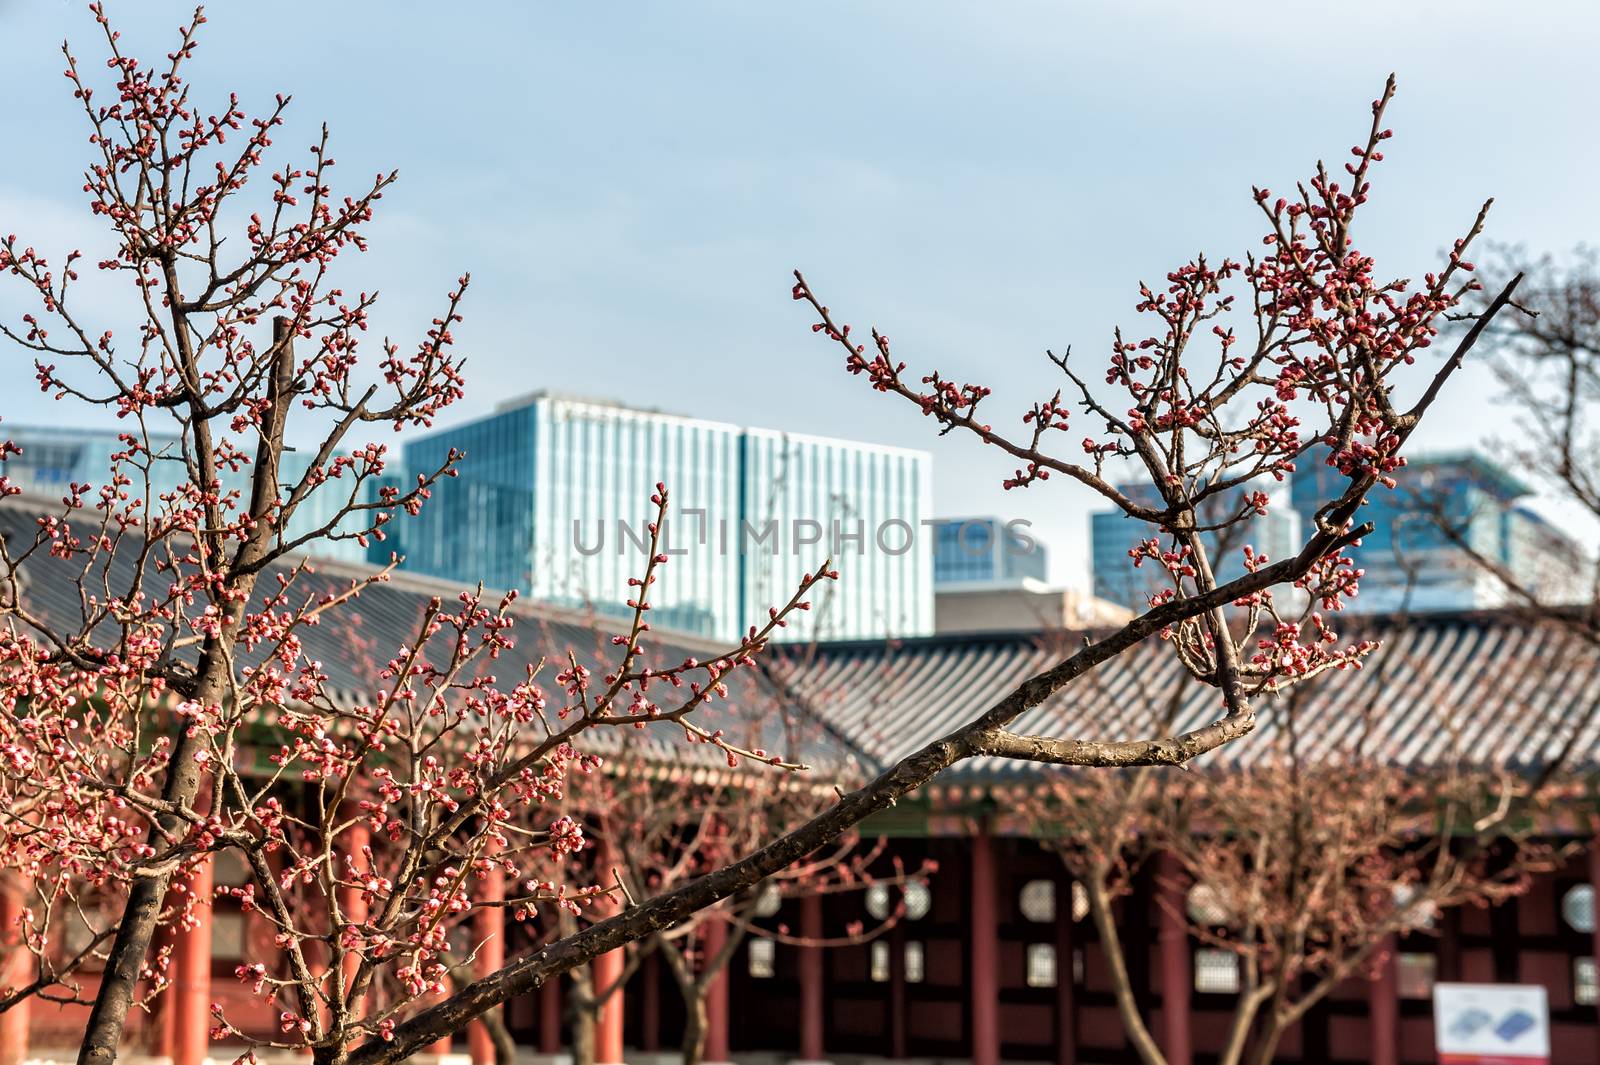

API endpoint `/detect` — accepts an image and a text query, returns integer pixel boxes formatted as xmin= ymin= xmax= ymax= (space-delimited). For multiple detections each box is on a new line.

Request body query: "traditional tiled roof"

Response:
xmin=5 ymin=494 xmax=1596 ymax=789
xmin=0 ymin=494 xmax=868 ymax=779
xmin=770 ymin=611 xmax=1600 ymax=780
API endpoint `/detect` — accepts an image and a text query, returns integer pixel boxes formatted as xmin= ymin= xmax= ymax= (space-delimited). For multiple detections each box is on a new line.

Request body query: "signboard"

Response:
xmin=1432 ymin=983 xmax=1550 ymax=1065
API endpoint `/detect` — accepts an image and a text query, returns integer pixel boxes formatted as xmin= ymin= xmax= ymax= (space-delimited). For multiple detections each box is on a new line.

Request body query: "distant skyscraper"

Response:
xmin=394 ymin=393 xmax=933 ymax=642
xmin=931 ymin=517 xmax=1047 ymax=586
xmin=740 ymin=427 xmax=933 ymax=641
xmin=1090 ymin=482 xmax=1301 ymax=610
xmin=2 ymin=424 xmax=372 ymax=563
xmin=1290 ymin=448 xmax=1581 ymax=612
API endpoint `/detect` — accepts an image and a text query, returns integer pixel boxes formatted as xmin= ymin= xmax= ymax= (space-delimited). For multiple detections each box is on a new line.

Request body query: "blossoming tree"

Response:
xmin=0 ymin=6 xmax=1526 ymax=1065
xmin=1027 ymin=651 xmax=1564 ymax=1065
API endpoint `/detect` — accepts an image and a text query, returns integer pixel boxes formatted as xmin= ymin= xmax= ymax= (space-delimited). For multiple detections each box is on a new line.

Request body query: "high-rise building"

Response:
xmin=1290 ymin=449 xmax=1582 ymax=612
xmin=740 ymin=427 xmax=933 ymax=642
xmin=928 ymin=516 xmax=1132 ymax=635
xmin=1090 ymin=482 xmax=1302 ymax=610
xmin=931 ymin=516 xmax=1048 ymax=586
xmin=393 ymin=392 xmax=933 ymax=642
xmin=1 ymin=424 xmax=372 ymax=563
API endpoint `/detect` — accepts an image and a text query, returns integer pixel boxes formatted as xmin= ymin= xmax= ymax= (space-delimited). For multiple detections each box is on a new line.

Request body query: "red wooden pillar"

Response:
xmin=148 ymin=878 xmax=186 ymax=1059
xmin=0 ymin=880 xmax=30 ymax=1065
xmin=469 ymin=850 xmax=507 ymax=1065
xmin=173 ymin=856 xmax=216 ymax=1065
xmin=970 ymin=823 xmax=1000 ymax=1065
xmin=593 ymin=837 xmax=626 ymax=1065
xmin=797 ymin=893 xmax=826 ymax=1063
xmin=593 ymin=951 xmax=625 ymax=1063
xmin=338 ymin=816 xmax=372 ymax=1017
xmin=1369 ymin=934 xmax=1399 ymax=1065
xmin=539 ymin=978 xmax=562 ymax=1055
xmin=1055 ymin=871 xmax=1077 ymax=1065
xmin=1155 ymin=852 xmax=1192 ymax=1065
xmin=703 ymin=917 xmax=731 ymax=1063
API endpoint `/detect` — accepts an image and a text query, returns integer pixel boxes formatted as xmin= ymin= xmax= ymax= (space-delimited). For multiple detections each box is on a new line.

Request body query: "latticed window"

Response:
xmin=866 ymin=880 xmax=931 ymax=921
xmin=1194 ymin=948 xmax=1241 ymax=994
xmin=213 ymin=910 xmax=245 ymax=961
xmin=1575 ymin=957 xmax=1597 ymax=1007
xmin=1026 ymin=943 xmax=1057 ymax=988
xmin=1071 ymin=880 xmax=1090 ymax=921
xmin=748 ymin=938 xmax=776 ymax=979
xmin=1020 ymin=879 xmax=1055 ymax=923
xmin=1392 ymin=883 xmax=1438 ymax=930
xmin=1398 ymin=953 xmax=1436 ymax=999
xmin=905 ymin=941 xmax=925 ymax=983
xmin=752 ymin=884 xmax=782 ymax=917
xmin=1562 ymin=885 xmax=1595 ymax=933
xmin=903 ymin=879 xmax=932 ymax=920
xmin=1187 ymin=883 xmax=1233 ymax=926
xmin=865 ymin=885 xmax=891 ymax=921
xmin=870 ymin=940 xmax=890 ymax=982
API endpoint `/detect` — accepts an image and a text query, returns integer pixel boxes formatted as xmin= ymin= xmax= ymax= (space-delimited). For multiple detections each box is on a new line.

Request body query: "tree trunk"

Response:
xmin=1242 ymin=1013 xmax=1287 ymax=1065
xmin=483 ymin=1004 xmax=517 ymax=1065
xmin=1215 ymin=996 xmax=1266 ymax=1065
xmin=312 ymin=1044 xmax=350 ymax=1065
xmin=78 ymin=319 xmax=296 ymax=1065
xmin=77 ymin=669 xmax=223 ymax=1065
xmin=570 ymin=998 xmax=595 ymax=1065
xmin=1087 ymin=872 xmax=1167 ymax=1065
xmin=680 ymin=996 xmax=708 ymax=1065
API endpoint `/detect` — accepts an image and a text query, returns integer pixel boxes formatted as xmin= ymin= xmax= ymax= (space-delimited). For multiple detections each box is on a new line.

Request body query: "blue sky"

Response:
xmin=2 ymin=1 xmax=1597 ymax=587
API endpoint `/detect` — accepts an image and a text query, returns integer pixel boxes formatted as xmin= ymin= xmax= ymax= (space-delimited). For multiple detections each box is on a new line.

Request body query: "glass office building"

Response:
xmin=931 ymin=517 xmax=1048 ymax=586
xmin=1289 ymin=449 xmax=1581 ymax=612
xmin=741 ymin=427 xmax=933 ymax=642
xmin=395 ymin=393 xmax=934 ymax=642
xmin=2 ymin=424 xmax=373 ymax=564
xmin=1090 ymin=482 xmax=1301 ymax=610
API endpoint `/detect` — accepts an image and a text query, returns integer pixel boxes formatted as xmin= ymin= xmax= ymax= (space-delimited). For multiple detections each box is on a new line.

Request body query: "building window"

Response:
xmin=905 ymin=941 xmax=925 ymax=984
xmin=214 ymin=850 xmax=252 ymax=888
xmin=1575 ymin=957 xmax=1597 ymax=1007
xmin=748 ymin=938 xmax=775 ymax=979
xmin=752 ymin=884 xmax=782 ymax=918
xmin=1398 ymin=953 xmax=1436 ymax=999
xmin=1194 ymin=948 xmax=1241 ymax=994
xmin=213 ymin=910 xmax=245 ymax=962
xmin=1073 ymin=947 xmax=1085 ymax=986
xmin=1562 ymin=885 xmax=1595 ymax=933
xmin=870 ymin=940 xmax=890 ymax=983
xmin=1026 ymin=943 xmax=1057 ymax=988
xmin=903 ymin=879 xmax=932 ymax=921
xmin=1392 ymin=883 xmax=1438 ymax=930
xmin=1187 ymin=883 xmax=1233 ymax=926
xmin=1071 ymin=880 xmax=1090 ymax=922
xmin=1020 ymin=880 xmax=1055 ymax=923
xmin=865 ymin=885 xmax=891 ymax=921
xmin=867 ymin=880 xmax=930 ymax=922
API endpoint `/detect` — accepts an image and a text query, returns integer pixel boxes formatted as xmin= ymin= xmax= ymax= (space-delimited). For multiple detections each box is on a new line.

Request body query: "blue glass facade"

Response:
xmin=740 ymin=428 xmax=933 ymax=641
xmin=394 ymin=394 xmax=933 ymax=641
xmin=1289 ymin=449 xmax=1554 ymax=612
xmin=2 ymin=424 xmax=374 ymax=563
xmin=1090 ymin=483 xmax=1301 ymax=609
xmin=1089 ymin=449 xmax=1581 ymax=614
xmin=931 ymin=517 xmax=1048 ymax=586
